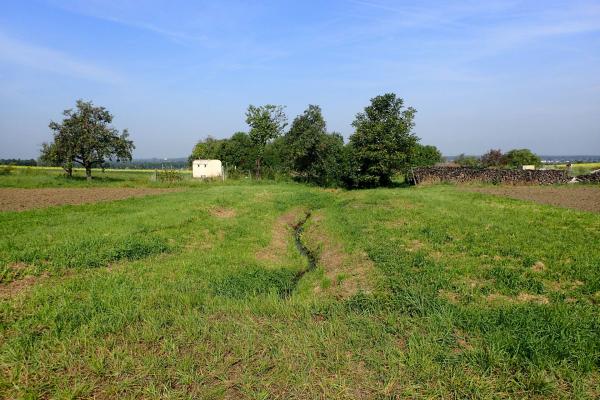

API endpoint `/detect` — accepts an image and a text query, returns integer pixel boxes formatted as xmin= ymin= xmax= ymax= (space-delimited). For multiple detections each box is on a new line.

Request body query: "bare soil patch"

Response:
xmin=0 ymin=273 xmax=49 ymax=298
xmin=210 ymin=207 xmax=236 ymax=218
xmin=303 ymin=211 xmax=375 ymax=298
xmin=0 ymin=188 xmax=180 ymax=211
xmin=467 ymin=186 xmax=600 ymax=213
xmin=255 ymin=208 xmax=306 ymax=263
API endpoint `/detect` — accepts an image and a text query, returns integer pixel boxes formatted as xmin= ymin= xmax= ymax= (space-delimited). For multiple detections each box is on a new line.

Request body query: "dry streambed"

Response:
xmin=255 ymin=208 xmax=375 ymax=298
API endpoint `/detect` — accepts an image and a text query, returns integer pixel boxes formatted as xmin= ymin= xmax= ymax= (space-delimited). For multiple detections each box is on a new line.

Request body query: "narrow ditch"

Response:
xmin=282 ymin=211 xmax=318 ymax=298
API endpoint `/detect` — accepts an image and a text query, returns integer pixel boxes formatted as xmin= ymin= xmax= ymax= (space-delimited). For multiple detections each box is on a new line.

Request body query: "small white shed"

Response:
xmin=192 ymin=159 xmax=223 ymax=178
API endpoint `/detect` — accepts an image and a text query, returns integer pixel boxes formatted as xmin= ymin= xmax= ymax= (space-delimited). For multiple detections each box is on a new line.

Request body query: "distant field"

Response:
xmin=551 ymin=162 xmax=600 ymax=169
xmin=1 ymin=165 xmax=168 ymax=173
xmin=0 ymin=165 xmax=197 ymax=188
xmin=548 ymin=162 xmax=600 ymax=175
xmin=1 ymin=172 xmax=599 ymax=398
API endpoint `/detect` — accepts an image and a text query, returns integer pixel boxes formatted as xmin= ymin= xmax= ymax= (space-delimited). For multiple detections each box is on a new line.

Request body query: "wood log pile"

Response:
xmin=408 ymin=167 xmax=570 ymax=185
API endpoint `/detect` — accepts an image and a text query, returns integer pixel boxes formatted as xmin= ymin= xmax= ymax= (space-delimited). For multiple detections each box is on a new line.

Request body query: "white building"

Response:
xmin=192 ymin=159 xmax=223 ymax=178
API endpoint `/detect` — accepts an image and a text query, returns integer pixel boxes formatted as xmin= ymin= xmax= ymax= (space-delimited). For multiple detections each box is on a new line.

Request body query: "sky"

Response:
xmin=1 ymin=0 xmax=599 ymax=159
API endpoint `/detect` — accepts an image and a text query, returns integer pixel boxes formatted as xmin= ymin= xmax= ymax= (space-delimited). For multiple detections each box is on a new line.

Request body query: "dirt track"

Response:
xmin=468 ymin=186 xmax=600 ymax=213
xmin=0 ymin=188 xmax=179 ymax=211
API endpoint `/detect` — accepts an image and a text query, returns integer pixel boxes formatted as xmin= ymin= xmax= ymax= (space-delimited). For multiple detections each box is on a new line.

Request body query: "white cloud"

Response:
xmin=0 ymin=32 xmax=122 ymax=83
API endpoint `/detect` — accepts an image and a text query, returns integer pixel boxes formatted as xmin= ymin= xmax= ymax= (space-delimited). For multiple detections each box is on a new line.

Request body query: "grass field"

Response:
xmin=0 ymin=165 xmax=193 ymax=188
xmin=1 ymin=171 xmax=599 ymax=398
xmin=548 ymin=162 xmax=600 ymax=176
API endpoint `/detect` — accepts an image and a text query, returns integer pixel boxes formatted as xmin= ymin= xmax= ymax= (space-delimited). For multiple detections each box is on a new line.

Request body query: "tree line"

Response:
xmin=39 ymin=94 xmax=542 ymax=187
xmin=190 ymin=93 xmax=442 ymax=188
xmin=455 ymin=148 xmax=541 ymax=169
xmin=0 ymin=159 xmax=37 ymax=166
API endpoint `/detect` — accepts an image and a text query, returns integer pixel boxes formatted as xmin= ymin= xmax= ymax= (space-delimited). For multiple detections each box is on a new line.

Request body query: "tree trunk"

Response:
xmin=255 ymin=158 xmax=261 ymax=179
xmin=85 ymin=166 xmax=92 ymax=181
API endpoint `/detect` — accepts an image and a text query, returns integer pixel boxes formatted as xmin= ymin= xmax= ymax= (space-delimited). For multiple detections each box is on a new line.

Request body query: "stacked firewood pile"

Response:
xmin=408 ymin=167 xmax=570 ymax=185
xmin=575 ymin=171 xmax=600 ymax=184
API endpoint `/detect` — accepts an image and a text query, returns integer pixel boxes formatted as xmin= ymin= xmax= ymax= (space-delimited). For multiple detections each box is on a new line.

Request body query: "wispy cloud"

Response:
xmin=62 ymin=9 xmax=210 ymax=45
xmin=47 ymin=0 xmax=214 ymax=46
xmin=0 ymin=32 xmax=122 ymax=83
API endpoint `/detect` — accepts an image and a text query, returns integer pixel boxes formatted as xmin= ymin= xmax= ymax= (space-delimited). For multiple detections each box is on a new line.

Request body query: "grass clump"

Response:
xmin=210 ymin=266 xmax=299 ymax=299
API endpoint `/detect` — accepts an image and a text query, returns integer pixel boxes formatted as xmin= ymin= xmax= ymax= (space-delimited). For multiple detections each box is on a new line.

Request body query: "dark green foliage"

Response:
xmin=189 ymin=133 xmax=258 ymax=174
xmin=0 ymin=159 xmax=37 ymax=167
xmin=41 ymin=100 xmax=134 ymax=180
xmin=245 ymin=104 xmax=288 ymax=178
xmin=40 ymin=141 xmax=73 ymax=176
xmin=222 ymin=132 xmax=257 ymax=172
xmin=188 ymin=136 xmax=227 ymax=164
xmin=285 ymin=105 xmax=346 ymax=186
xmin=156 ymin=169 xmax=183 ymax=182
xmin=347 ymin=93 xmax=419 ymax=187
xmin=262 ymin=135 xmax=289 ymax=175
xmin=187 ymin=94 xmax=432 ymax=188
xmin=455 ymin=153 xmax=482 ymax=168
xmin=504 ymin=148 xmax=542 ymax=168
xmin=411 ymin=144 xmax=443 ymax=167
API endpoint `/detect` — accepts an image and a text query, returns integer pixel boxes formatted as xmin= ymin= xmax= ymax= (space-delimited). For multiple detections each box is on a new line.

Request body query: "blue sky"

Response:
xmin=1 ymin=0 xmax=599 ymax=158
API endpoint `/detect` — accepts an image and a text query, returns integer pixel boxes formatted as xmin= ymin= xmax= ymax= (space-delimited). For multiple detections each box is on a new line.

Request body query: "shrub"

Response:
xmin=0 ymin=165 xmax=14 ymax=175
xmin=156 ymin=169 xmax=183 ymax=182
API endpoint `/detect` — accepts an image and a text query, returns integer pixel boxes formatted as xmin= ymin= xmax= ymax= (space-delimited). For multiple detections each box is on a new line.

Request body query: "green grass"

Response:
xmin=0 ymin=165 xmax=270 ymax=189
xmin=549 ymin=162 xmax=600 ymax=176
xmin=1 ymin=174 xmax=599 ymax=398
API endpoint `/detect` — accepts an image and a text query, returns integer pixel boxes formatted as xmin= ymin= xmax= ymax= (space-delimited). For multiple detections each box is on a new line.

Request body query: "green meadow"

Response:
xmin=1 ymin=172 xmax=599 ymax=399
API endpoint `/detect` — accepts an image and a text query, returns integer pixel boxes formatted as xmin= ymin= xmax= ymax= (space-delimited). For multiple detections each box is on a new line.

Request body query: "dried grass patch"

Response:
xmin=0 ymin=272 xmax=49 ymax=298
xmin=210 ymin=207 xmax=236 ymax=218
xmin=485 ymin=292 xmax=549 ymax=305
xmin=531 ymin=261 xmax=546 ymax=272
xmin=438 ymin=289 xmax=461 ymax=304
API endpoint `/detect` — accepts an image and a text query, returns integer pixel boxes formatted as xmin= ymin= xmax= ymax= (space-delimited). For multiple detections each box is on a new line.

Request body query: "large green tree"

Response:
xmin=411 ymin=144 xmax=443 ymax=167
xmin=285 ymin=105 xmax=345 ymax=186
xmin=348 ymin=93 xmax=419 ymax=187
xmin=189 ymin=136 xmax=227 ymax=164
xmin=189 ymin=133 xmax=259 ymax=173
xmin=41 ymin=100 xmax=134 ymax=180
xmin=221 ymin=132 xmax=257 ymax=172
xmin=245 ymin=104 xmax=287 ymax=178
xmin=455 ymin=154 xmax=481 ymax=168
xmin=40 ymin=141 xmax=73 ymax=176
xmin=504 ymin=148 xmax=541 ymax=168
